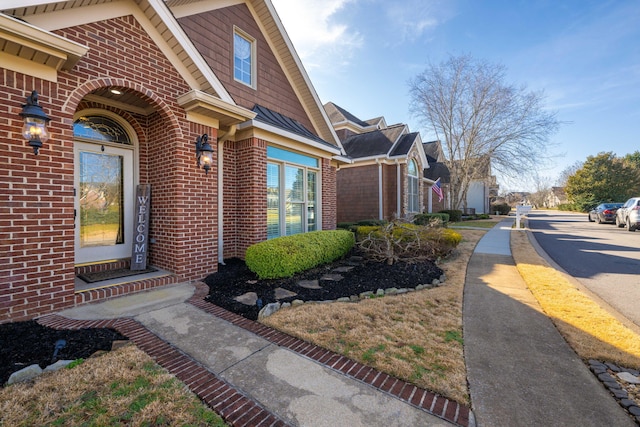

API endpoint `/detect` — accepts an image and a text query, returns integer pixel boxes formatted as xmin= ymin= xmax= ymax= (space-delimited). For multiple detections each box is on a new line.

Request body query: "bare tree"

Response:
xmin=557 ymin=160 xmax=583 ymax=186
xmin=409 ymin=54 xmax=561 ymax=211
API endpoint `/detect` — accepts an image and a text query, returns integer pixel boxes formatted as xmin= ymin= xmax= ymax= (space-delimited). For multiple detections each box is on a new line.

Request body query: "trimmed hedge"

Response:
xmin=245 ymin=230 xmax=355 ymax=279
xmin=491 ymin=203 xmax=511 ymax=215
xmin=439 ymin=209 xmax=462 ymax=222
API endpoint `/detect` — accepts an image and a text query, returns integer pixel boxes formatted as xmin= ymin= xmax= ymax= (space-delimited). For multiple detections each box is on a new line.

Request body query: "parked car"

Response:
xmin=615 ymin=197 xmax=640 ymax=231
xmin=588 ymin=203 xmax=623 ymax=224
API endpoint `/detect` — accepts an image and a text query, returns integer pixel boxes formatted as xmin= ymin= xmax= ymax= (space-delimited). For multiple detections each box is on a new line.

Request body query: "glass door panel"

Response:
xmin=75 ymin=142 xmax=133 ymax=263
xmin=285 ymin=166 xmax=304 ymax=236
xmin=267 ymin=163 xmax=280 ymax=239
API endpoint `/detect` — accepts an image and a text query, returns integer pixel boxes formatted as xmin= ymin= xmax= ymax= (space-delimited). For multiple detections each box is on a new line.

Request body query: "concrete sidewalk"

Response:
xmin=463 ymin=219 xmax=633 ymax=426
xmin=55 ymin=282 xmax=467 ymax=426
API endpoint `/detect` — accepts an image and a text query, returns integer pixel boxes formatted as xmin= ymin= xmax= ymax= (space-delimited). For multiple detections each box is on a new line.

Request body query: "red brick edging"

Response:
xmin=187 ymin=283 xmax=472 ymax=427
xmin=37 ymin=314 xmax=291 ymax=427
xmin=38 ymin=282 xmax=472 ymax=427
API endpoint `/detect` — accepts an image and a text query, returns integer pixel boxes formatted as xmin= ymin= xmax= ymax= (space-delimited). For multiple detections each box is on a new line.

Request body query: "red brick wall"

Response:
xmin=382 ymin=164 xmax=399 ymax=219
xmin=0 ymin=16 xmax=220 ymax=323
xmin=178 ymin=5 xmax=316 ymax=133
xmin=321 ymin=158 xmax=337 ymax=230
xmin=336 ymin=165 xmax=380 ymax=223
xmin=221 ymin=137 xmax=267 ymax=260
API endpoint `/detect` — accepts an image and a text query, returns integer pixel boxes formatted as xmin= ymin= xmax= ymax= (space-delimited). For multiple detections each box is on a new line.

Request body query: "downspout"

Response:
xmin=428 ymin=183 xmax=433 ymax=213
xmin=396 ymin=159 xmax=401 ymax=218
xmin=378 ymin=159 xmax=383 ymax=220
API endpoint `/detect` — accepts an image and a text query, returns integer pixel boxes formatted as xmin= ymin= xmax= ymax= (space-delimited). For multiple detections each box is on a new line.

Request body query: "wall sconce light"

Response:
xmin=195 ymin=133 xmax=214 ymax=174
xmin=19 ymin=90 xmax=51 ymax=155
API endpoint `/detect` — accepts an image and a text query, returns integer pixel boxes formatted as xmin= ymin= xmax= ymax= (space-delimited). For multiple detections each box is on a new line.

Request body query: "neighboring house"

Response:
xmin=0 ymin=0 xmax=347 ymax=323
xmin=422 ymin=140 xmax=498 ymax=214
xmin=324 ymin=102 xmax=436 ymax=223
xmin=545 ymin=187 xmax=568 ymax=208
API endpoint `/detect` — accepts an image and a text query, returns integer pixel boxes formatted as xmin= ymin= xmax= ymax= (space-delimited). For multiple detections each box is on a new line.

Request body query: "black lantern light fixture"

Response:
xmin=195 ymin=133 xmax=214 ymax=174
xmin=19 ymin=90 xmax=51 ymax=155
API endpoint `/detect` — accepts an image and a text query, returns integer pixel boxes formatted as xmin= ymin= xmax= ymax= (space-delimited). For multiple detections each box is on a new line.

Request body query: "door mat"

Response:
xmin=77 ymin=267 xmax=157 ymax=283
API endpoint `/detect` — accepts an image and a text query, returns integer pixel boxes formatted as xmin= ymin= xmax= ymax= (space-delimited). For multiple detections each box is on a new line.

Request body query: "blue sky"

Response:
xmin=270 ymin=0 xmax=640 ymax=192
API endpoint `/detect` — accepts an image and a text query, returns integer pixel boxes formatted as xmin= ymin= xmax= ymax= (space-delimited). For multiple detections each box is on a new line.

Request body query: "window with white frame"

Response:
xmin=408 ymin=159 xmax=420 ymax=213
xmin=267 ymin=146 xmax=320 ymax=239
xmin=234 ymin=29 xmax=255 ymax=87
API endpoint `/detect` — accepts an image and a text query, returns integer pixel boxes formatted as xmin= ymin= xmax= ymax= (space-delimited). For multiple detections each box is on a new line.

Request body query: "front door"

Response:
xmin=74 ymin=141 xmax=134 ymax=264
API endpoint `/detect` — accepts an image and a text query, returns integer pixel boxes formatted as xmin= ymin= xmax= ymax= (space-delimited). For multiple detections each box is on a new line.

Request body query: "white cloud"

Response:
xmin=270 ymin=0 xmax=362 ymax=70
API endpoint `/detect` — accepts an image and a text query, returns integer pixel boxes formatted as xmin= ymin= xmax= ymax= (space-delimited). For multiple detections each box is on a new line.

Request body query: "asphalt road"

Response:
xmin=527 ymin=210 xmax=640 ymax=328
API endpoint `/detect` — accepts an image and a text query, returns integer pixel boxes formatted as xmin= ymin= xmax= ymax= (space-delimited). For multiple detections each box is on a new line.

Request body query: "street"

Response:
xmin=527 ymin=210 xmax=640 ymax=328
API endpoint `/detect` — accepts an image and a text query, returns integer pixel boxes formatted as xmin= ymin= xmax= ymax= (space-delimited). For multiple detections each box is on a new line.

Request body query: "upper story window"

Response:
xmin=234 ymin=28 xmax=255 ymax=87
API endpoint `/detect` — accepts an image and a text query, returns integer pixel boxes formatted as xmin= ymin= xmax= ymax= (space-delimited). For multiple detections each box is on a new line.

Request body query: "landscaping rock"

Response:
xmin=258 ymin=302 xmax=281 ymax=320
xmin=234 ymin=291 xmax=258 ymax=305
xmin=297 ymin=280 xmax=321 ymax=289
xmin=376 ymin=288 xmax=385 ymax=297
xmin=291 ymin=299 xmax=305 ymax=306
xmin=617 ymin=371 xmax=640 ymax=384
xmin=7 ymin=364 xmax=42 ymax=385
xmin=274 ymin=288 xmax=297 ymax=300
xmin=337 ymin=297 xmax=351 ymax=302
xmin=44 ymin=360 xmax=74 ymax=373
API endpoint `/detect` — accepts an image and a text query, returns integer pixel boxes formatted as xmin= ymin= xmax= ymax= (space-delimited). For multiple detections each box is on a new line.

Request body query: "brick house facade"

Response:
xmin=324 ymin=103 xmax=436 ymax=223
xmin=0 ymin=0 xmax=345 ymax=323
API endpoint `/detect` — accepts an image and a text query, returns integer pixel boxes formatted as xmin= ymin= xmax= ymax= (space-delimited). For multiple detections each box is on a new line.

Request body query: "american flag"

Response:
xmin=432 ymin=178 xmax=444 ymax=202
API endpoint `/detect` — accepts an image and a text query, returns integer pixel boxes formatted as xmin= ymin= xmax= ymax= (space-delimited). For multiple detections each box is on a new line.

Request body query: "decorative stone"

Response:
xmin=415 ymin=284 xmax=426 ymax=290
xmin=359 ymin=291 xmax=373 ymax=299
xmin=258 ymin=302 xmax=281 ymax=320
xmin=439 ymin=274 xmax=446 ymax=282
xmin=611 ymin=389 xmax=628 ymax=399
xmin=617 ymin=371 xmax=640 ymax=384
xmin=603 ymin=380 xmax=621 ymax=390
xmin=597 ymin=372 xmax=615 ymax=383
xmin=605 ymin=362 xmax=621 ymax=372
xmin=620 ymin=399 xmax=636 ymax=408
xmin=396 ymin=288 xmax=408 ymax=294
xmin=431 ymin=279 xmax=441 ymax=285
xmin=274 ymin=288 xmax=297 ymax=300
xmin=628 ymin=406 xmax=640 ymax=416
xmin=234 ymin=292 xmax=258 ymax=305
xmin=376 ymin=288 xmax=385 ymax=297
xmin=591 ymin=366 xmax=607 ymax=375
xmin=349 ymin=295 xmax=359 ymax=302
xmin=337 ymin=297 xmax=351 ymax=302
xmin=320 ymin=274 xmax=343 ymax=281
xmin=385 ymin=288 xmax=398 ymax=295
xmin=332 ymin=266 xmax=354 ymax=273
xmin=7 ymin=364 xmax=42 ymax=385
xmin=281 ymin=302 xmax=291 ymax=309
xmin=297 ymin=280 xmax=321 ymax=289
xmin=291 ymin=299 xmax=305 ymax=306
xmin=44 ymin=360 xmax=73 ymax=373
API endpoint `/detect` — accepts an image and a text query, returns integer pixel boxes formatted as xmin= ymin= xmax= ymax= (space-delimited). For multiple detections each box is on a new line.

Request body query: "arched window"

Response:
xmin=73 ymin=115 xmax=131 ymax=144
xmin=408 ymin=159 xmax=419 ymax=213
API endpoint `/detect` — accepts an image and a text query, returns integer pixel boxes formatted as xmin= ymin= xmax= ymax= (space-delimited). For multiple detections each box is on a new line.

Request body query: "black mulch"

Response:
xmin=0 ymin=321 xmax=127 ymax=385
xmin=1 ymin=250 xmax=443 ymax=386
xmin=204 ymin=250 xmax=444 ymax=321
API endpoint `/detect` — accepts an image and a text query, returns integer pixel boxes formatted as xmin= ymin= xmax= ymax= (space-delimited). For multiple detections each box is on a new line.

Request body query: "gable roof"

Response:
xmin=342 ymin=125 xmax=407 ymax=158
xmin=2 ymin=0 xmax=343 ymax=153
xmin=324 ymin=102 xmax=371 ymax=128
xmin=422 ymin=140 xmax=445 ymax=163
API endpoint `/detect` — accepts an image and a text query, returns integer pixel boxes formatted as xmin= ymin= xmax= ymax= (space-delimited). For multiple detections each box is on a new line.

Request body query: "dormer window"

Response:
xmin=234 ymin=28 xmax=255 ymax=87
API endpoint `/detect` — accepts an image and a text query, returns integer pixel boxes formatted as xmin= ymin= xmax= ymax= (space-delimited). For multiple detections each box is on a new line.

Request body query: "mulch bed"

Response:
xmin=203 ymin=251 xmax=444 ymax=321
xmin=1 ymin=251 xmax=442 ymax=386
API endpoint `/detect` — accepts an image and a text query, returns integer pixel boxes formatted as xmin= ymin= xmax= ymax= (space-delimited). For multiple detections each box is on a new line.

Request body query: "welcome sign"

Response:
xmin=131 ymin=184 xmax=151 ymax=270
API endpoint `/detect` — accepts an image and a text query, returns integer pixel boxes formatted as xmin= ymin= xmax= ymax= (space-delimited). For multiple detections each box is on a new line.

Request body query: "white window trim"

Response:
xmin=267 ymin=158 xmax=321 ymax=238
xmin=233 ymin=26 xmax=257 ymax=89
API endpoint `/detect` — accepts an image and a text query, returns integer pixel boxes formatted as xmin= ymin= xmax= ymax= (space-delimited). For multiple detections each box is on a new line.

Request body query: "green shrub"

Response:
xmin=475 ymin=214 xmax=490 ymax=220
xmin=336 ymin=222 xmax=355 ymax=230
xmin=490 ymin=203 xmax=511 ymax=215
xmin=439 ymin=209 xmax=462 ymax=222
xmin=355 ymin=219 xmax=388 ymax=226
xmin=413 ymin=213 xmax=449 ymax=227
xmin=355 ymin=221 xmax=462 ymax=264
xmin=245 ymin=230 xmax=355 ymax=279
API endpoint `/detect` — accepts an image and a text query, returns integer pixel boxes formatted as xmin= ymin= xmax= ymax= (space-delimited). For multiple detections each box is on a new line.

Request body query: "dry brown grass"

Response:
xmin=0 ymin=344 xmax=227 ymax=427
xmin=262 ymin=229 xmax=487 ymax=405
xmin=511 ymin=231 xmax=640 ymax=369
